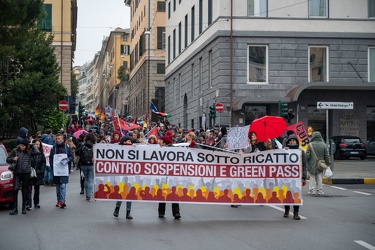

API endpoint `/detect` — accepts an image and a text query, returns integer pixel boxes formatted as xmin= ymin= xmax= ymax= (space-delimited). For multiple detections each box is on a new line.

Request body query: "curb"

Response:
xmin=323 ymin=178 xmax=375 ymax=185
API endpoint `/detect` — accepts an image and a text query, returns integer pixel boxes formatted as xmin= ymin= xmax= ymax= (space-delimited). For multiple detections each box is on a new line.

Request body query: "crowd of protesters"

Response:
xmin=6 ymin=113 xmax=329 ymax=221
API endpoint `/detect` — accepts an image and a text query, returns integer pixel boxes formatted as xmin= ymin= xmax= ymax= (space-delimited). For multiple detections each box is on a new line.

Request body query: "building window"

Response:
xmin=308 ymin=46 xmax=329 ymax=82
xmin=185 ymin=14 xmax=188 ymax=48
xmin=247 ymin=45 xmax=268 ymax=84
xmin=208 ymin=50 xmax=212 ymax=88
xmin=157 ymin=1 xmax=166 ymax=12
xmin=40 ymin=4 xmax=52 ymax=31
xmin=370 ymin=0 xmax=375 ymax=18
xmin=168 ymin=36 xmax=171 ymax=64
xmin=173 ymin=0 xmax=176 ymax=11
xmin=191 ymin=6 xmax=195 ymax=42
xmin=178 ymin=22 xmax=181 ymax=54
xmin=173 ymin=29 xmax=176 ymax=59
xmin=248 ymin=0 xmax=267 ymax=17
xmin=123 ymin=34 xmax=128 ymax=42
xmin=208 ymin=0 xmax=213 ymax=25
xmin=369 ymin=47 xmax=375 ymax=82
xmin=199 ymin=0 xmax=203 ymax=34
xmin=121 ymin=45 xmax=130 ymax=55
xmin=309 ymin=0 xmax=328 ymax=18
xmin=168 ymin=1 xmax=171 ymax=19
xmin=157 ymin=63 xmax=165 ymax=74
xmin=157 ymin=27 xmax=166 ymax=49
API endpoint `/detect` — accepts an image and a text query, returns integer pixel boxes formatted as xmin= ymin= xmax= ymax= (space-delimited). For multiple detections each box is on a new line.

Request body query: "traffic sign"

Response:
xmin=215 ymin=102 xmax=224 ymax=113
xmin=59 ymin=100 xmax=69 ymax=111
xmin=317 ymin=102 xmax=353 ymax=110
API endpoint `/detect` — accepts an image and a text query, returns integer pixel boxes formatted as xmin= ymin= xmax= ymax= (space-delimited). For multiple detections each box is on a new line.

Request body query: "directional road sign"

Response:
xmin=59 ymin=100 xmax=69 ymax=111
xmin=317 ymin=102 xmax=353 ymax=110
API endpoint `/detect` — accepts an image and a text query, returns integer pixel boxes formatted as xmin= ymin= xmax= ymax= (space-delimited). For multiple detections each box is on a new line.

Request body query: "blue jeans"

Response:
xmin=116 ymin=201 xmax=132 ymax=211
xmin=81 ymin=165 xmax=94 ymax=198
xmin=56 ymin=183 xmax=66 ymax=203
xmin=44 ymin=165 xmax=53 ymax=184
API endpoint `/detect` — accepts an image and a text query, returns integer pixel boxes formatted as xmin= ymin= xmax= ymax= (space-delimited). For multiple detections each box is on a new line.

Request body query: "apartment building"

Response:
xmin=124 ymin=0 xmax=167 ymax=122
xmin=40 ymin=0 xmax=77 ymax=112
xmin=165 ymin=0 xmax=375 ymax=141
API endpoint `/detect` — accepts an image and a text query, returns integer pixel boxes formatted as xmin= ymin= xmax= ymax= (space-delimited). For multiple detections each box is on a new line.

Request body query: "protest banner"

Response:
xmin=93 ymin=144 xmax=303 ymax=205
xmin=42 ymin=143 xmax=53 ymax=166
xmin=227 ymin=125 xmax=250 ymax=150
xmin=287 ymin=121 xmax=309 ymax=152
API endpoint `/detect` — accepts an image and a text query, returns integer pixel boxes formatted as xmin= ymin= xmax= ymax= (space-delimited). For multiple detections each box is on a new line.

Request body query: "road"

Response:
xmin=0 ymin=167 xmax=374 ymax=250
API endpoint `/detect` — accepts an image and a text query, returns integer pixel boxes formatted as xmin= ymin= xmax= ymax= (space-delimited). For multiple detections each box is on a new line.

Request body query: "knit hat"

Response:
xmin=166 ymin=130 xmax=173 ymax=138
xmin=160 ymin=135 xmax=173 ymax=145
xmin=286 ymin=134 xmax=299 ymax=145
xmin=120 ymin=136 xmax=132 ymax=144
xmin=20 ymin=139 xmax=30 ymax=147
xmin=287 ymin=130 xmax=295 ymax=136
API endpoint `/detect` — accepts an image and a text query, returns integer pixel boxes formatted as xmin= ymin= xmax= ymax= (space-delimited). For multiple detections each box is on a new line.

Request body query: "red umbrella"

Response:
xmin=249 ymin=116 xmax=287 ymax=142
xmin=73 ymin=129 xmax=88 ymax=139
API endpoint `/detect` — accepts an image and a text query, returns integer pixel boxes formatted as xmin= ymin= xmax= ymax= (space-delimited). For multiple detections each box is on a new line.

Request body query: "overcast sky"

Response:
xmin=73 ymin=0 xmax=130 ymax=66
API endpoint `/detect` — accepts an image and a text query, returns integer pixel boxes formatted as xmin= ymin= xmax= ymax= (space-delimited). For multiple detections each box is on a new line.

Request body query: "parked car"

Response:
xmin=0 ymin=143 xmax=14 ymax=206
xmin=331 ymin=136 xmax=367 ymax=160
xmin=366 ymin=136 xmax=375 ymax=156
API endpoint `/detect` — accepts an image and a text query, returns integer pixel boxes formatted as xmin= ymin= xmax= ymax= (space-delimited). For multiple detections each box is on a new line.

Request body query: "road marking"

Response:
xmin=354 ymin=240 xmax=375 ymax=250
xmin=330 ymin=185 xmax=347 ymax=190
xmin=267 ymin=205 xmax=307 ymax=219
xmin=352 ymin=191 xmax=372 ymax=196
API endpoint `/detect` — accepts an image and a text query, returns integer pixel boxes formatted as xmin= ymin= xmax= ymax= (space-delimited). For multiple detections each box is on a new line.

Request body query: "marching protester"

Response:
xmin=41 ymin=128 xmax=55 ymax=186
xmin=158 ymin=135 xmax=181 ymax=219
xmin=283 ymin=134 xmax=307 ymax=220
xmin=76 ymin=132 xmax=96 ymax=201
xmin=113 ymin=135 xmax=133 ymax=219
xmin=49 ymin=134 xmax=73 ymax=209
xmin=306 ymin=131 xmax=331 ymax=195
xmin=7 ymin=139 xmax=37 ymax=215
xmin=26 ymin=138 xmax=46 ymax=210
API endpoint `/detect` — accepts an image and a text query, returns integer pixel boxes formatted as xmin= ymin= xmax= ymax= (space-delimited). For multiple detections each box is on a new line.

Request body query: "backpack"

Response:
xmin=80 ymin=145 xmax=93 ymax=165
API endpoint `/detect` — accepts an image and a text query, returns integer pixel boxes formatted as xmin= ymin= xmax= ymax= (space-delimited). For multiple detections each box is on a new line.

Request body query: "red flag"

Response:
xmin=132 ymin=116 xmax=138 ymax=125
xmin=95 ymin=104 xmax=100 ymax=116
xmin=146 ymin=126 xmax=158 ymax=140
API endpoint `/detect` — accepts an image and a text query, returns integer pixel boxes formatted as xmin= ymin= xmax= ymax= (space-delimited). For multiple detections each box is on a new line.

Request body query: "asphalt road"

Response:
xmin=1 ymin=169 xmax=374 ymax=250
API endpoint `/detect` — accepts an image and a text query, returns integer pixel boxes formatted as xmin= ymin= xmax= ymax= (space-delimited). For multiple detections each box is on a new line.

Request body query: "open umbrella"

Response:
xmin=73 ymin=129 xmax=88 ymax=139
xmin=249 ymin=116 xmax=287 ymax=142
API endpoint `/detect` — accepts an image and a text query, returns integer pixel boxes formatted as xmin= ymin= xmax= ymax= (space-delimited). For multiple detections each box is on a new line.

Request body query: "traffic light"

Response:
xmin=278 ymin=100 xmax=288 ymax=117
xmin=78 ymin=102 xmax=85 ymax=118
xmin=209 ymin=103 xmax=216 ymax=119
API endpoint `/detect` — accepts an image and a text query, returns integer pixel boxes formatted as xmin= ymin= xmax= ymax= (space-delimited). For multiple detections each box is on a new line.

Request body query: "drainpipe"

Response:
xmin=229 ymin=0 xmax=233 ymax=127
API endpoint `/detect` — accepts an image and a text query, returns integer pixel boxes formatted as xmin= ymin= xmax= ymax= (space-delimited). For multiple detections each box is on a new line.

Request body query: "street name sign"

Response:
xmin=317 ymin=102 xmax=353 ymax=110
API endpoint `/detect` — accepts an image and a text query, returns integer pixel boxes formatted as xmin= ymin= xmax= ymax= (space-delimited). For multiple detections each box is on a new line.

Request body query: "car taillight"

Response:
xmin=360 ymin=143 xmax=365 ymax=148
xmin=339 ymin=143 xmax=347 ymax=147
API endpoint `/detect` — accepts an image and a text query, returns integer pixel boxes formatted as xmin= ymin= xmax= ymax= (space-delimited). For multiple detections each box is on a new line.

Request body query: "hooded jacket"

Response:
xmin=16 ymin=127 xmax=29 ymax=147
xmin=306 ymin=131 xmax=331 ymax=175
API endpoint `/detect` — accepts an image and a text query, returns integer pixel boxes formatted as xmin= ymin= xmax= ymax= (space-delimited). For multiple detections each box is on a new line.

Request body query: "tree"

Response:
xmin=117 ymin=65 xmax=129 ymax=82
xmin=0 ymin=1 xmax=67 ymax=131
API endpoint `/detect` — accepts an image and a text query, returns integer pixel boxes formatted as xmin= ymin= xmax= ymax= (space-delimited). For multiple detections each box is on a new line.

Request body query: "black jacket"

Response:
xmin=7 ymin=145 xmax=38 ymax=175
xmin=30 ymin=151 xmax=46 ymax=186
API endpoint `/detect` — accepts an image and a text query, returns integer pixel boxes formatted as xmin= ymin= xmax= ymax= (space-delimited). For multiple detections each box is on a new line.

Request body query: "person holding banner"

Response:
xmin=158 ymin=136 xmax=181 ymax=219
xmin=283 ymin=134 xmax=307 ymax=220
xmin=49 ymin=134 xmax=73 ymax=209
xmin=113 ymin=135 xmax=133 ymax=219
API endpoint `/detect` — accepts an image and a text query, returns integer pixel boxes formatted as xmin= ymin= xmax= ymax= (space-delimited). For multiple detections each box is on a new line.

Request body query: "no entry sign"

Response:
xmin=59 ymin=100 xmax=69 ymax=111
xmin=215 ymin=102 xmax=224 ymax=113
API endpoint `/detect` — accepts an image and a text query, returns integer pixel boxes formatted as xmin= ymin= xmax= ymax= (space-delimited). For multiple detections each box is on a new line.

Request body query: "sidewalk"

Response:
xmin=322 ymin=157 xmax=375 ymax=185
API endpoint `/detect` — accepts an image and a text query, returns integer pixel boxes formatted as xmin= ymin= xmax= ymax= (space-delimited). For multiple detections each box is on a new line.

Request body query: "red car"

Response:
xmin=0 ymin=143 xmax=14 ymax=206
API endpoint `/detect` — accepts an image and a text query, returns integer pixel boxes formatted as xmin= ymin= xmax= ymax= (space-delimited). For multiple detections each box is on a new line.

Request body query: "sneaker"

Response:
xmin=56 ymin=201 xmax=62 ymax=207
xmin=307 ymin=191 xmax=316 ymax=195
xmin=34 ymin=204 xmax=40 ymax=209
xmin=86 ymin=197 xmax=93 ymax=202
xmin=113 ymin=207 xmax=120 ymax=217
xmin=158 ymin=213 xmax=165 ymax=218
xmin=26 ymin=206 xmax=31 ymax=211
xmin=60 ymin=203 xmax=66 ymax=209
xmin=317 ymin=191 xmax=324 ymax=195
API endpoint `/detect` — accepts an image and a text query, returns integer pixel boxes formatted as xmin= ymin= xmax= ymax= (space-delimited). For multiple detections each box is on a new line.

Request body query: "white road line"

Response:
xmin=267 ymin=205 xmax=307 ymax=219
xmin=352 ymin=191 xmax=372 ymax=196
xmin=330 ymin=185 xmax=347 ymax=190
xmin=354 ymin=240 xmax=375 ymax=250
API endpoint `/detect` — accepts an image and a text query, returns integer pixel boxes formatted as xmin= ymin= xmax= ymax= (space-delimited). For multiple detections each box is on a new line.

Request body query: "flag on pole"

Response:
xmin=95 ymin=104 xmax=100 ymax=116
xmin=145 ymin=126 xmax=158 ymax=140
xmin=100 ymin=110 xmax=106 ymax=122
xmin=150 ymin=102 xmax=172 ymax=117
